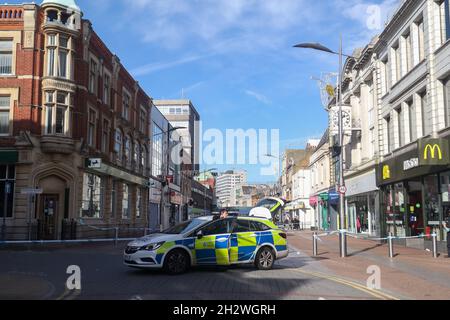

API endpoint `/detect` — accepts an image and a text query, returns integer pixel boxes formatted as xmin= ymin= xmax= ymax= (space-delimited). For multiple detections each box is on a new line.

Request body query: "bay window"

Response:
xmin=0 ymin=95 xmax=10 ymax=135
xmin=0 ymin=39 xmax=12 ymax=75
xmin=124 ymin=135 xmax=131 ymax=164
xmin=44 ymin=91 xmax=70 ymax=136
xmin=81 ymin=173 xmax=103 ymax=218
xmin=46 ymin=34 xmax=72 ymax=79
xmin=133 ymin=141 xmax=139 ymax=165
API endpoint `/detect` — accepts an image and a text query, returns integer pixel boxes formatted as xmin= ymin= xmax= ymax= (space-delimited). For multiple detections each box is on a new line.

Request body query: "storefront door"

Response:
xmin=406 ymin=180 xmax=423 ymax=237
xmin=39 ymin=195 xmax=58 ymax=240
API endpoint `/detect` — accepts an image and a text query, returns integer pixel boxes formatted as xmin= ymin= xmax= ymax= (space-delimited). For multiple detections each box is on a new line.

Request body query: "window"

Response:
xmin=102 ymin=119 xmax=109 ymax=154
xmin=417 ymin=18 xmax=425 ymax=61
xmin=420 ymin=91 xmax=432 ymax=136
xmin=44 ymin=91 xmax=69 ymax=135
xmin=81 ymin=173 xmax=102 ymax=218
xmin=407 ymin=99 xmax=417 ymax=142
xmin=140 ymin=107 xmax=146 ymax=133
xmin=403 ymin=31 xmax=413 ymax=73
xmin=369 ymin=128 xmax=375 ymax=158
xmin=103 ymin=74 xmax=111 ymax=105
xmin=0 ymin=39 xmax=12 ymax=75
xmin=436 ymin=0 xmax=448 ymax=45
xmin=392 ymin=43 xmax=401 ymax=83
xmin=381 ymin=57 xmax=390 ymax=95
xmin=89 ymin=59 xmax=97 ymax=94
xmin=122 ymin=91 xmax=130 ymax=120
xmin=124 ymin=135 xmax=131 ymax=164
xmin=200 ymin=219 xmax=230 ymax=236
xmin=385 ymin=116 xmax=392 ymax=153
xmin=0 ymin=96 xmax=10 ymax=135
xmin=133 ymin=141 xmax=139 ymax=164
xmin=249 ymin=220 xmax=271 ymax=231
xmin=111 ymin=180 xmax=117 ymax=218
xmin=122 ymin=183 xmax=130 ymax=219
xmin=46 ymin=34 xmax=71 ymax=79
xmin=114 ymin=129 xmax=123 ymax=159
xmin=136 ymin=187 xmax=142 ymax=219
xmin=445 ymin=77 xmax=450 ymax=128
xmin=152 ymin=123 xmax=163 ymax=177
xmin=88 ymin=109 xmax=96 ymax=147
xmin=141 ymin=145 xmax=147 ymax=169
xmin=0 ymin=165 xmax=15 ymax=218
xmin=396 ymin=106 xmax=404 ymax=147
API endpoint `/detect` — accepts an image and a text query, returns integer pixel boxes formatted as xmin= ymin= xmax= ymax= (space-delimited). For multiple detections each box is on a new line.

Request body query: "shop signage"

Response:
xmin=170 ymin=191 xmax=182 ymax=205
xmin=87 ymin=158 xmax=102 ymax=169
xmin=418 ymin=138 xmax=450 ymax=166
xmin=21 ymin=188 xmax=43 ymax=195
xmin=382 ymin=165 xmax=391 ymax=180
xmin=403 ymin=158 xmax=419 ymax=171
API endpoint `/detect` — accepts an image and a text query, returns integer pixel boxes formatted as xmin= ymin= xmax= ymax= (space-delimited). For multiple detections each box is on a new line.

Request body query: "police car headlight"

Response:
xmin=140 ymin=242 xmax=165 ymax=251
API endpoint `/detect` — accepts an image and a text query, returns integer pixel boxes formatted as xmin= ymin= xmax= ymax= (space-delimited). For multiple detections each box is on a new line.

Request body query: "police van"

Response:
xmin=123 ymin=215 xmax=289 ymax=275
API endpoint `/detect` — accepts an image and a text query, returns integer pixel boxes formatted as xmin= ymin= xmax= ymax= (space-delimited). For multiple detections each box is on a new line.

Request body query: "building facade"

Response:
xmin=0 ymin=0 xmax=185 ymax=240
xmin=215 ymin=170 xmax=247 ymax=208
xmin=373 ymin=0 xmax=450 ymax=249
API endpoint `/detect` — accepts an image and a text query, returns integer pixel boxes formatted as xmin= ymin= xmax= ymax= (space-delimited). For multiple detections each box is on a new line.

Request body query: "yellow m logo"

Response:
xmin=424 ymin=144 xmax=443 ymax=160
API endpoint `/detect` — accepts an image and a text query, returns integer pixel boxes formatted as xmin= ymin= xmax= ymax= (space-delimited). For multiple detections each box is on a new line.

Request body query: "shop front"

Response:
xmin=345 ymin=171 xmax=380 ymax=236
xmin=377 ymin=138 xmax=450 ymax=248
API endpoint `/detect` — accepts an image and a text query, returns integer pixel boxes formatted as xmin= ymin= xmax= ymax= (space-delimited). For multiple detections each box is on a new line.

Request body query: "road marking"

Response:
xmin=290 ymin=269 xmax=400 ymax=300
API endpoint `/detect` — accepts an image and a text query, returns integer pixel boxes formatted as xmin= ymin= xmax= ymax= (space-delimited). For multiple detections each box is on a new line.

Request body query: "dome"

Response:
xmin=41 ymin=0 xmax=81 ymax=12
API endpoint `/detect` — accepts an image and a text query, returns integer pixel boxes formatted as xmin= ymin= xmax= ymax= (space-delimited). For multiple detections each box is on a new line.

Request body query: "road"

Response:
xmin=0 ymin=242 xmax=399 ymax=300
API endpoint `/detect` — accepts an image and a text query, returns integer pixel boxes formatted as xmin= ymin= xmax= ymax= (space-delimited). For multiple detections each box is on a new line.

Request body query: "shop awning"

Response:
xmin=319 ymin=193 xmax=329 ymax=201
xmin=329 ymin=191 xmax=339 ymax=205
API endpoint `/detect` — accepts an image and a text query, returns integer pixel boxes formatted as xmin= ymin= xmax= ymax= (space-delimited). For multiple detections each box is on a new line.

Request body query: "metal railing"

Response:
xmin=311 ymin=230 xmax=442 ymax=259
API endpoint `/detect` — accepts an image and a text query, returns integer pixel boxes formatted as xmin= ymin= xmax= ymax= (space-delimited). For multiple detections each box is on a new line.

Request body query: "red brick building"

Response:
xmin=0 ymin=0 xmax=158 ymax=240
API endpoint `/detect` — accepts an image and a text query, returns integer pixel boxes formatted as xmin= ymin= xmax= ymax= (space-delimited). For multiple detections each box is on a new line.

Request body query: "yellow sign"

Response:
xmin=382 ymin=165 xmax=391 ymax=180
xmin=423 ymin=144 xmax=442 ymax=160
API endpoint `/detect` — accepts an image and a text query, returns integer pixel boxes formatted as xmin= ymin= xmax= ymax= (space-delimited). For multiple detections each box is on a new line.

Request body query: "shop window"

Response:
xmin=424 ymin=175 xmax=440 ymax=224
xmin=0 ymin=39 xmax=12 ymax=75
xmin=0 ymin=165 xmax=15 ymax=218
xmin=81 ymin=173 xmax=103 ymax=218
xmin=0 ymin=95 xmax=10 ymax=135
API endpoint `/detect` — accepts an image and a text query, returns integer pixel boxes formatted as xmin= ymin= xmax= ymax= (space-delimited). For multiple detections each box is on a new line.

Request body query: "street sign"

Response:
xmin=338 ymin=186 xmax=347 ymax=195
xmin=21 ymin=188 xmax=43 ymax=195
xmin=87 ymin=158 xmax=102 ymax=169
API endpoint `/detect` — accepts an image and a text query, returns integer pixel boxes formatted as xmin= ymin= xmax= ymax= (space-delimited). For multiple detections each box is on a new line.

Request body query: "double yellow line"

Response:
xmin=291 ymin=269 xmax=400 ymax=300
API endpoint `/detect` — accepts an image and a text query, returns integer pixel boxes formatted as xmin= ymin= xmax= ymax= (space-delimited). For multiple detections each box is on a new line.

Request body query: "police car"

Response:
xmin=123 ymin=216 xmax=289 ymax=274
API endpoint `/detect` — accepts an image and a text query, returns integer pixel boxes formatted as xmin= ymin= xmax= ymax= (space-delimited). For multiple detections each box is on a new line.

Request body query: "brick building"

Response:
xmin=0 ymin=0 xmax=159 ymax=240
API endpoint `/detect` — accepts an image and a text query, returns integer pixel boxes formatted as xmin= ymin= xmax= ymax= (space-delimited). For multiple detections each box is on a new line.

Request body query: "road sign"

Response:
xmin=338 ymin=186 xmax=347 ymax=195
xmin=21 ymin=188 xmax=43 ymax=195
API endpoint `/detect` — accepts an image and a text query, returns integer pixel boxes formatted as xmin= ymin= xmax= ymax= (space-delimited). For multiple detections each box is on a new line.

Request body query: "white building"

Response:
xmin=291 ymin=168 xmax=314 ymax=229
xmin=216 ymin=170 xmax=247 ymax=207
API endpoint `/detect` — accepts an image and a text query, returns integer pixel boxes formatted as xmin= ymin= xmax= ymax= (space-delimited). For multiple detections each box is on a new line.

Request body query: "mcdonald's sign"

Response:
xmin=418 ymin=138 xmax=450 ymax=166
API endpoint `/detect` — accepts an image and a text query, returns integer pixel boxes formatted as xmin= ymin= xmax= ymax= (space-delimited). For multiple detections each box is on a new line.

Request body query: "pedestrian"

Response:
xmin=356 ymin=216 xmax=361 ymax=233
xmin=443 ymin=212 xmax=450 ymax=258
xmin=219 ymin=208 xmax=229 ymax=220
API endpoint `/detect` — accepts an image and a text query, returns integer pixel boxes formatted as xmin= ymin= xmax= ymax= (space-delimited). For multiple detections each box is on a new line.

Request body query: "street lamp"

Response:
xmin=294 ymin=36 xmax=355 ymax=258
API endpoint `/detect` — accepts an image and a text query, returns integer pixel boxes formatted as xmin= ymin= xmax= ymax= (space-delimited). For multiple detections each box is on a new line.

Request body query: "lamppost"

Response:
xmin=294 ymin=36 xmax=356 ymax=258
xmin=153 ymin=126 xmax=186 ymax=232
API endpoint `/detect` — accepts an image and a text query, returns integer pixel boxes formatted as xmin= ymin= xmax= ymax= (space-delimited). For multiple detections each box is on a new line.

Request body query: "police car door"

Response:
xmin=194 ymin=219 xmax=231 ymax=266
xmin=230 ymin=219 xmax=258 ymax=263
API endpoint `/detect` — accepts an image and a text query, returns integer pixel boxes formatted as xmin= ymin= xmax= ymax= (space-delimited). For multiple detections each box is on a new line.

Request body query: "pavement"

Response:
xmin=0 ymin=232 xmax=449 ymax=300
xmin=287 ymin=230 xmax=450 ymax=300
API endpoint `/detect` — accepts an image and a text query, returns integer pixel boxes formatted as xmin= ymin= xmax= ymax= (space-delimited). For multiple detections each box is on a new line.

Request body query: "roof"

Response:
xmin=42 ymin=0 xmax=80 ymax=12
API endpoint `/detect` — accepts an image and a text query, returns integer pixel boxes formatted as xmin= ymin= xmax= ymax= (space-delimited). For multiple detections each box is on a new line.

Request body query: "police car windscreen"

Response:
xmin=163 ymin=219 xmax=207 ymax=235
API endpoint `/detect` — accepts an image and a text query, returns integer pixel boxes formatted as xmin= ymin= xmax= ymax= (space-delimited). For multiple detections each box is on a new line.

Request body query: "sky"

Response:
xmin=12 ymin=0 xmax=401 ymax=183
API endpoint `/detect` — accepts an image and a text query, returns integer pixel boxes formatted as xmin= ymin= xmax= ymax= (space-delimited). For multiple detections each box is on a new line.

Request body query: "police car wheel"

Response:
xmin=255 ymin=247 xmax=275 ymax=270
xmin=163 ymin=249 xmax=190 ymax=275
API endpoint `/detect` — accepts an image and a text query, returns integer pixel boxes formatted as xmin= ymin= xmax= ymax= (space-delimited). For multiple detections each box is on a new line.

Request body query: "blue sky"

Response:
xmin=21 ymin=0 xmax=400 ymax=183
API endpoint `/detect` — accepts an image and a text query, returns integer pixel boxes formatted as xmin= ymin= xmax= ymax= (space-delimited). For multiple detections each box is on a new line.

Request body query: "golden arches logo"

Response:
xmin=424 ymin=144 xmax=443 ymax=160
xmin=382 ymin=165 xmax=390 ymax=180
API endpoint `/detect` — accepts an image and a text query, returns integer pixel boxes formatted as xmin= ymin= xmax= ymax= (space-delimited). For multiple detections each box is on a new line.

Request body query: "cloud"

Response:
xmin=245 ymin=90 xmax=271 ymax=105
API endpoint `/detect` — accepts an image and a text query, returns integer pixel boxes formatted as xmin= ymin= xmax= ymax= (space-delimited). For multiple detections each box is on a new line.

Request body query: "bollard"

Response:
xmin=432 ymin=233 xmax=438 ymax=259
xmin=313 ymin=232 xmax=318 ymax=257
xmin=114 ymin=227 xmax=119 ymax=246
xmin=388 ymin=233 xmax=394 ymax=258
